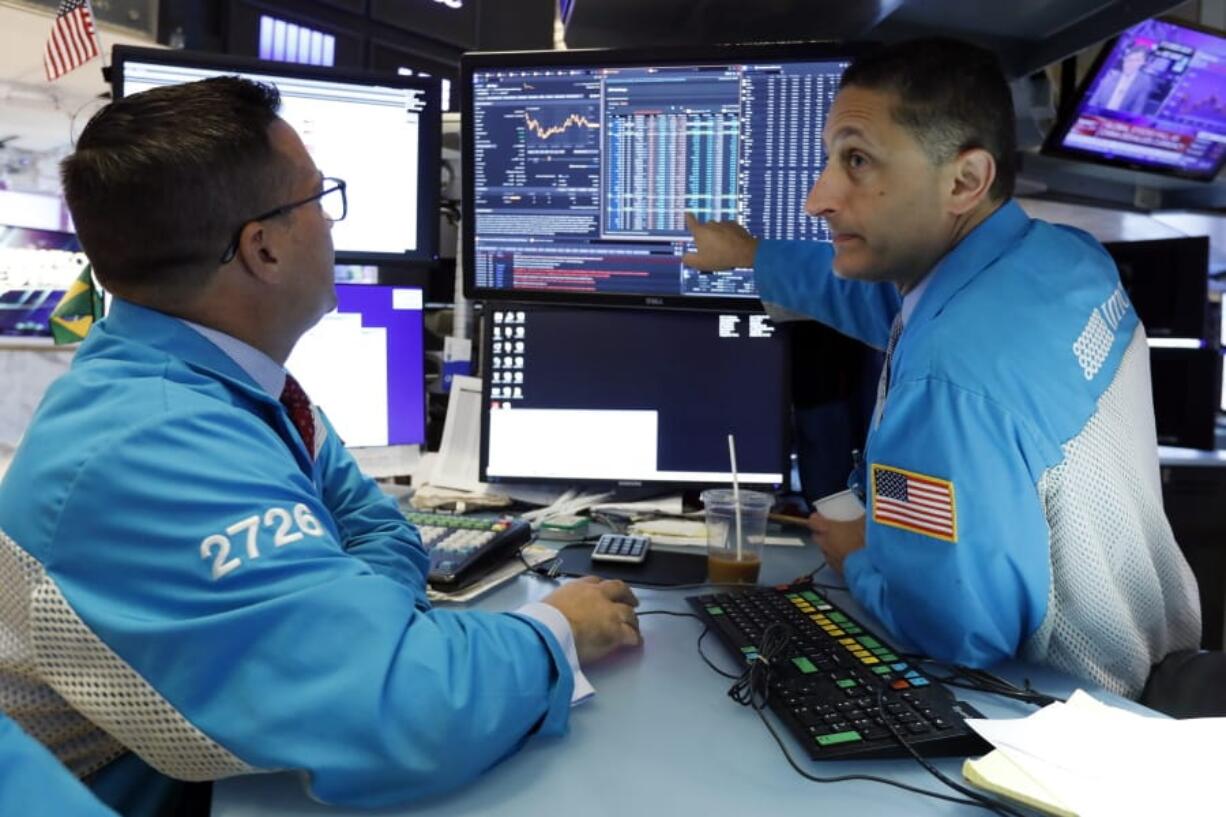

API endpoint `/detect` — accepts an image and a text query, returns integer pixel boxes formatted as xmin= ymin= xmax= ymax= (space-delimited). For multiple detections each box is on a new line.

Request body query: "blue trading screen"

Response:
xmin=468 ymin=56 xmax=850 ymax=303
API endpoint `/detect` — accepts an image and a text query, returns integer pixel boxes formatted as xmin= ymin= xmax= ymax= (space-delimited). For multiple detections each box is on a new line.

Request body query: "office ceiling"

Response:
xmin=563 ymin=0 xmax=1192 ymax=77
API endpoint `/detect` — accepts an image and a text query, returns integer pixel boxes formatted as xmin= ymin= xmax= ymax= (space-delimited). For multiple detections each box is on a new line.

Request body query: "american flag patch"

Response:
xmin=871 ymin=464 xmax=957 ymax=542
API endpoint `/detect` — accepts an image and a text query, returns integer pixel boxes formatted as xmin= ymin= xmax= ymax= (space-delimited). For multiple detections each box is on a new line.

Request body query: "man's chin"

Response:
xmin=832 ymin=258 xmax=885 ymax=283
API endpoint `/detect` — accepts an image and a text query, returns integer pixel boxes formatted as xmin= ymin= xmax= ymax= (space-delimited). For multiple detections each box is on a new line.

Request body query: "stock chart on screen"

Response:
xmin=463 ymin=45 xmax=857 ymax=308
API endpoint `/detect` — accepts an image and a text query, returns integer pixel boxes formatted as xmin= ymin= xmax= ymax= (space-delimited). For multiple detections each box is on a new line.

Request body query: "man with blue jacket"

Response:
xmin=0 ymin=77 xmax=641 ymax=815
xmin=686 ymin=38 xmax=1200 ymax=698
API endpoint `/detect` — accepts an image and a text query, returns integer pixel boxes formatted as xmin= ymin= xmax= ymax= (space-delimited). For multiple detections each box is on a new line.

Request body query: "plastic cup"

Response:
xmin=700 ymin=488 xmax=772 ymax=583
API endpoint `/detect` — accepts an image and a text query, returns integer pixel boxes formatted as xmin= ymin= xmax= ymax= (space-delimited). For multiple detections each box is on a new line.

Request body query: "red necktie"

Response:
xmin=280 ymin=372 xmax=315 ymax=457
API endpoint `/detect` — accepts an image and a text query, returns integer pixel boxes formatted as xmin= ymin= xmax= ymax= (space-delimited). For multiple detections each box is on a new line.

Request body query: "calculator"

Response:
xmin=591 ymin=533 xmax=650 ymax=564
xmin=404 ymin=512 xmax=533 ymax=590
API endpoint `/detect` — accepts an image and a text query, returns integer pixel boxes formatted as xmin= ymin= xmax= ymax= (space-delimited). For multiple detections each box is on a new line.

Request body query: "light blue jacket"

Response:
xmin=755 ymin=201 xmax=1200 ymax=695
xmin=0 ymin=713 xmax=118 ymax=816
xmin=0 ymin=300 xmax=574 ymax=812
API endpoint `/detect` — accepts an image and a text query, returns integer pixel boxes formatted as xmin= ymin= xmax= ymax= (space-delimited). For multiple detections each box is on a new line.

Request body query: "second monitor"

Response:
xmin=480 ymin=304 xmax=791 ymax=488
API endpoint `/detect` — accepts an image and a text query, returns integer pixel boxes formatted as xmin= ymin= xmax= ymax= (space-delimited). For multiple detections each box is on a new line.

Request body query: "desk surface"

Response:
xmin=212 ymin=542 xmax=1133 ymax=817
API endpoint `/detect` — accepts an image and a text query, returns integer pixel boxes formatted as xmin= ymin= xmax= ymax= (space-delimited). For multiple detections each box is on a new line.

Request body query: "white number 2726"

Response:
xmin=200 ymin=503 xmax=325 ymax=580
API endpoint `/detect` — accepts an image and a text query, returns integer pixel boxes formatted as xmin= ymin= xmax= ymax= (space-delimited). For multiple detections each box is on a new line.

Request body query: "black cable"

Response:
xmin=629 ymin=610 xmax=742 ymax=679
xmin=791 ymin=561 xmax=848 ymax=592
xmin=873 ymin=688 xmax=1029 ymax=817
xmin=901 ymin=656 xmax=1063 ymax=707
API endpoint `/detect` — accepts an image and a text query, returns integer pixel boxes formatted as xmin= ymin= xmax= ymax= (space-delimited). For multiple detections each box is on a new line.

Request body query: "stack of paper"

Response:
xmin=963 ymin=689 xmax=1223 ymax=816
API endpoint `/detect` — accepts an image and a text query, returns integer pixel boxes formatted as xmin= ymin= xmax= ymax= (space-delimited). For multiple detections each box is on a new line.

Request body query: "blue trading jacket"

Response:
xmin=0 ymin=300 xmax=573 ymax=811
xmin=0 ymin=712 xmax=119 ymax=816
xmin=755 ymin=201 xmax=1200 ymax=696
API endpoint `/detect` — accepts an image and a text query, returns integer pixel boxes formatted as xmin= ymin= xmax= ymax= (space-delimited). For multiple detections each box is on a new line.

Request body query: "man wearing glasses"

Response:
xmin=0 ymin=77 xmax=641 ymax=816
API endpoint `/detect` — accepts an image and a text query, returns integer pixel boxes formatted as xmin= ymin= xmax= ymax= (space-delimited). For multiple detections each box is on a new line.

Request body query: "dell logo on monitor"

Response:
xmin=433 ymin=0 xmax=464 ymax=8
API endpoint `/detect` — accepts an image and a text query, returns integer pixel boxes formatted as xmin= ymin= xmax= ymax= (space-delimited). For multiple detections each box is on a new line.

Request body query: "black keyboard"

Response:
xmin=689 ymin=583 xmax=990 ymax=760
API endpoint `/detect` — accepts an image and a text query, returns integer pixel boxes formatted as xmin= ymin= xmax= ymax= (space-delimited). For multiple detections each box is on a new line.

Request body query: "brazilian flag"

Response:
xmin=48 ymin=264 xmax=102 ymax=344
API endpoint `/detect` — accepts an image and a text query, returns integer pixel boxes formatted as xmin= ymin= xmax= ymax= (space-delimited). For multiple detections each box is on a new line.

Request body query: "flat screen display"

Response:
xmin=462 ymin=43 xmax=863 ymax=310
xmin=1044 ymin=18 xmax=1226 ymax=181
xmin=0 ymin=228 xmax=86 ymax=345
xmin=479 ymin=304 xmax=790 ymax=487
xmin=287 ymin=284 xmax=426 ymax=450
xmin=112 ymin=46 xmax=440 ymax=263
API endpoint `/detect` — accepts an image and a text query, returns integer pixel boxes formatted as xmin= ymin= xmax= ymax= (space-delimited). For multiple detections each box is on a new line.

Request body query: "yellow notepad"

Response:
xmin=962 ymin=751 xmax=1078 ymax=817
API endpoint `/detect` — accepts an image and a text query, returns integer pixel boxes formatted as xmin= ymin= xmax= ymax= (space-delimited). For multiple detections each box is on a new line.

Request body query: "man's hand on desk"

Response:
xmin=682 ymin=212 xmax=759 ymax=271
xmin=808 ymin=512 xmax=866 ymax=577
xmin=544 ymin=577 xmax=642 ymax=665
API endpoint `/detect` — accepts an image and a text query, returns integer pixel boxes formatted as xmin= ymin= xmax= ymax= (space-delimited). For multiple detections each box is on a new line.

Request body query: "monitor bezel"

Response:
xmin=461 ymin=41 xmax=867 ymax=311
xmin=476 ymin=301 xmax=793 ymax=491
xmin=1041 ymin=17 xmax=1226 ymax=183
xmin=110 ymin=45 xmax=442 ymax=265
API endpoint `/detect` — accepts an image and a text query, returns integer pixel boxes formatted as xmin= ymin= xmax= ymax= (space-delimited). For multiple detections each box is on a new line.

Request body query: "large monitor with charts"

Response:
xmin=479 ymin=304 xmax=790 ymax=488
xmin=462 ymin=43 xmax=863 ymax=310
xmin=111 ymin=46 xmax=441 ymax=264
xmin=1043 ymin=18 xmax=1226 ymax=181
xmin=287 ymin=284 xmax=427 ymax=476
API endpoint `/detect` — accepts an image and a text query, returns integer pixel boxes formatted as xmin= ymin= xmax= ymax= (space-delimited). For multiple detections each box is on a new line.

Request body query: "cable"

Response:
xmin=873 ymin=688 xmax=1029 ymax=817
xmin=791 ymin=560 xmax=847 ymax=592
xmin=901 ymin=657 xmax=1063 ymax=707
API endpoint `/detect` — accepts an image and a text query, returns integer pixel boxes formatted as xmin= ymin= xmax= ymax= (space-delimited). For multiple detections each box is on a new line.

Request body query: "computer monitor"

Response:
xmin=111 ymin=46 xmax=441 ymax=264
xmin=462 ymin=43 xmax=863 ymax=310
xmin=1103 ymin=236 xmax=1208 ymax=339
xmin=1043 ymin=17 xmax=1226 ymax=181
xmin=479 ymin=304 xmax=790 ymax=488
xmin=287 ymin=284 xmax=427 ymax=476
xmin=1149 ymin=346 xmax=1219 ymax=450
xmin=0 ymin=227 xmax=86 ymax=345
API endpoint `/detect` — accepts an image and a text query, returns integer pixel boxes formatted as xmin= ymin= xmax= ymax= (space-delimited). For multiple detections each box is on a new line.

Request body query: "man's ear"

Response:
xmin=235 ymin=221 xmax=281 ymax=282
xmin=947 ymin=147 xmax=997 ymax=216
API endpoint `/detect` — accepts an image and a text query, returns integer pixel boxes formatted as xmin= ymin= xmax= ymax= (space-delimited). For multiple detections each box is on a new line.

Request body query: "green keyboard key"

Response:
xmin=836 ymin=678 xmax=857 ymax=689
xmin=792 ymin=657 xmax=818 ymax=674
xmin=857 ymin=636 xmax=881 ymax=649
xmin=706 ymin=606 xmax=725 ymax=616
xmin=817 ymin=730 xmax=862 ymax=747
xmin=880 ymin=652 xmax=899 ymax=662
xmin=828 ymin=612 xmax=848 ymax=623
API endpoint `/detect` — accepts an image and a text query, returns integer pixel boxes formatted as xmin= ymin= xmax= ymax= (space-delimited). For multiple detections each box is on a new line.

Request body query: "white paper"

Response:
xmin=966 ymin=689 xmax=1223 ymax=816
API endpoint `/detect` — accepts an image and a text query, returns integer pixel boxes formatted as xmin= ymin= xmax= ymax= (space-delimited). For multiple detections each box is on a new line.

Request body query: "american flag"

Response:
xmin=43 ymin=0 xmax=101 ymax=82
xmin=871 ymin=464 xmax=957 ymax=542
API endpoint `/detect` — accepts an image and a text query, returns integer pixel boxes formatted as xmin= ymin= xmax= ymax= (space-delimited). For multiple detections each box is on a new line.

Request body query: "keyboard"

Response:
xmin=689 ymin=583 xmax=990 ymax=760
xmin=404 ymin=512 xmax=533 ymax=590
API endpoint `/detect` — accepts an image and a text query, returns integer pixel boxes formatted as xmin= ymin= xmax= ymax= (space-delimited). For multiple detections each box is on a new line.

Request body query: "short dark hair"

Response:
xmin=61 ymin=76 xmax=289 ymax=297
xmin=841 ymin=38 xmax=1017 ymax=201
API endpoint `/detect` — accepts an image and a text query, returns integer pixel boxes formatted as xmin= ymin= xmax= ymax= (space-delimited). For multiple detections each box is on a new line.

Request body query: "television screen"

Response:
xmin=1043 ymin=18 xmax=1226 ymax=181
xmin=112 ymin=46 xmax=440 ymax=264
xmin=0 ymin=228 xmax=86 ymax=345
xmin=462 ymin=43 xmax=863 ymax=310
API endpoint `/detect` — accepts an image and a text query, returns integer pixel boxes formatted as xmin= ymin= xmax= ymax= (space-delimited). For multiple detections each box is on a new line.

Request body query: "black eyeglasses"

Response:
xmin=219 ymin=176 xmax=347 ymax=264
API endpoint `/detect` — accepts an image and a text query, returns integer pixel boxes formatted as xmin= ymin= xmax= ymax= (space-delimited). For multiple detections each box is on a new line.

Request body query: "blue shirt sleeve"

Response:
xmin=313 ymin=409 xmax=431 ymax=596
xmin=842 ymin=376 xmax=1052 ymax=667
xmin=0 ymin=714 xmax=119 ymax=816
xmin=754 ymin=239 xmax=901 ymax=350
xmin=46 ymin=407 xmax=574 ymax=808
